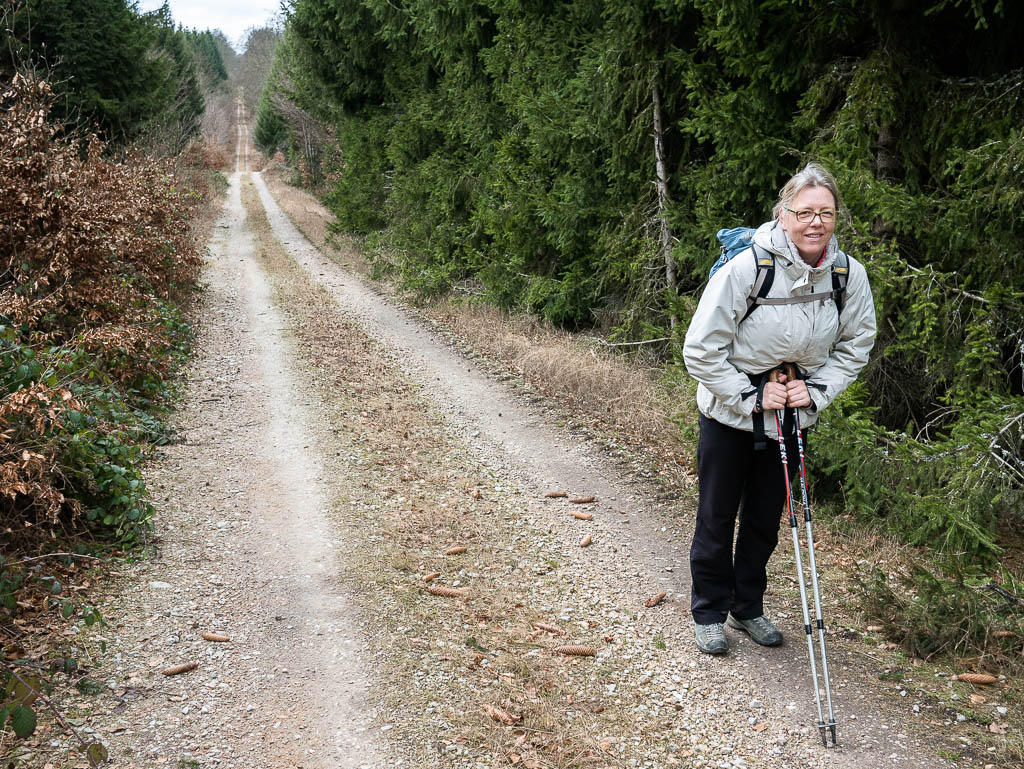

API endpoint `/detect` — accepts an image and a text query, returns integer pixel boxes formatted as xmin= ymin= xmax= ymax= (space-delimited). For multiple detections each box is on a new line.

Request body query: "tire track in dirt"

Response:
xmin=85 ymin=172 xmax=387 ymax=769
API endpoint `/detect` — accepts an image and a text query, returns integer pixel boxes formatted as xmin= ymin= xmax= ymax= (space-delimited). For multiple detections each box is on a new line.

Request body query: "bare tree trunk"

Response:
xmin=651 ymin=81 xmax=677 ymax=330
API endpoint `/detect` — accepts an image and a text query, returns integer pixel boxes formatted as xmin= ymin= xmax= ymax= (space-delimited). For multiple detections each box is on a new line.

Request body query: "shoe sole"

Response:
xmin=696 ymin=642 xmax=728 ymax=655
xmin=726 ymin=617 xmax=783 ymax=647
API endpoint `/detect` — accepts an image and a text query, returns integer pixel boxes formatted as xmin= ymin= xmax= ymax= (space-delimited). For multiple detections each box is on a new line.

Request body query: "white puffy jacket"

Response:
xmin=683 ymin=220 xmax=876 ymax=438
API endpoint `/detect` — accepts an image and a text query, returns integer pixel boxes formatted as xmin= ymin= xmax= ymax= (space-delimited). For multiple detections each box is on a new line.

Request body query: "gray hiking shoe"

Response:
xmin=727 ymin=614 xmax=783 ymax=646
xmin=695 ymin=622 xmax=728 ymax=655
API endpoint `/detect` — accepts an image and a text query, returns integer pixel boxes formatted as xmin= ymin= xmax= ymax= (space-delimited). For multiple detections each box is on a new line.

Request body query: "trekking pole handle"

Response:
xmin=770 ymin=363 xmax=799 ymax=384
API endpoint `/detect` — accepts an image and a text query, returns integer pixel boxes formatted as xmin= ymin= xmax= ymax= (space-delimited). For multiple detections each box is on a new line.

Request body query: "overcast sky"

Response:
xmin=137 ymin=0 xmax=281 ymax=51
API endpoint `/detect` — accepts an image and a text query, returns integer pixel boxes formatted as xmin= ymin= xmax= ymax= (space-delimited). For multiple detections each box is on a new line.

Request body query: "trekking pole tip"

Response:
xmin=829 ymin=722 xmax=837 ymax=746
xmin=818 ymin=724 xmax=828 ymax=746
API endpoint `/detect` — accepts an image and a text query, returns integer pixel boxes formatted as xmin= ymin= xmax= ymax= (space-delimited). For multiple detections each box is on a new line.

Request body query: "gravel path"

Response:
xmin=28 ymin=116 xmax=1012 ymax=769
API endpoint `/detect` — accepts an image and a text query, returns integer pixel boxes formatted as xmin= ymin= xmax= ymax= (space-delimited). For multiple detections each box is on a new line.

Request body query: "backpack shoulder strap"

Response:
xmin=831 ymin=250 xmax=849 ymax=317
xmin=740 ymin=244 xmax=774 ymax=323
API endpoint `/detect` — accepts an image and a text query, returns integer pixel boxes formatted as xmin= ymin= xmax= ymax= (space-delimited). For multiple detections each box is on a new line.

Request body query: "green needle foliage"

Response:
xmin=267 ymin=1 xmax=1023 ymax=570
xmin=3 ymin=0 xmax=214 ymax=148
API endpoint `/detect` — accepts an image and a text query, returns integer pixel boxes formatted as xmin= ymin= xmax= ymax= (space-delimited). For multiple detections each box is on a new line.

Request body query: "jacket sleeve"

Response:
xmin=806 ymin=256 xmax=876 ymax=412
xmin=683 ymin=257 xmax=759 ymax=416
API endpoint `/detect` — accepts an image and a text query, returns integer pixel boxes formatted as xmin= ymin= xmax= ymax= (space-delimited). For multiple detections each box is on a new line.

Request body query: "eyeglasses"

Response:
xmin=786 ymin=208 xmax=836 ymax=224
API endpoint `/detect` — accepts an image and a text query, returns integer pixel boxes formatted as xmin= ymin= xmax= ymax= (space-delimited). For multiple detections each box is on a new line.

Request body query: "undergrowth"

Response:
xmin=859 ymin=560 xmax=1024 ymax=676
xmin=1 ymin=72 xmax=203 ymax=756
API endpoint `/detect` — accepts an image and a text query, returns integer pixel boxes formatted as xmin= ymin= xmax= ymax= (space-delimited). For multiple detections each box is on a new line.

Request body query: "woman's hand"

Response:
xmin=785 ymin=379 xmax=811 ymax=408
xmin=761 ymin=381 xmax=788 ymax=411
xmin=763 ymin=372 xmax=812 ymax=410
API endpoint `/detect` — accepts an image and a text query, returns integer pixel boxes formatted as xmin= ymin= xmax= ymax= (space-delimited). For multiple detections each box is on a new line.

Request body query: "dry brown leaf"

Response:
xmin=989 ymin=722 xmax=1009 ymax=734
xmin=555 ymin=644 xmax=596 ymax=657
xmin=580 ymin=534 xmax=592 ymax=548
xmin=445 ymin=546 xmax=467 ymax=555
xmin=645 ymin=591 xmax=668 ymax=608
xmin=532 ymin=622 xmax=563 ymax=635
xmin=569 ymin=496 xmax=596 ymax=504
xmin=571 ymin=511 xmax=593 ymax=521
xmin=201 ymin=632 xmax=230 ymax=643
xmin=753 ymin=723 xmax=768 ymax=732
xmin=969 ymin=694 xmax=986 ymax=705
xmin=543 ymin=491 xmax=567 ymax=498
xmin=482 ymin=703 xmax=518 ymax=724
xmin=426 ymin=585 xmax=468 ymax=598
xmin=422 ymin=572 xmax=441 ymax=582
xmin=957 ymin=672 xmax=998 ymax=685
xmin=161 ymin=662 xmax=197 ymax=677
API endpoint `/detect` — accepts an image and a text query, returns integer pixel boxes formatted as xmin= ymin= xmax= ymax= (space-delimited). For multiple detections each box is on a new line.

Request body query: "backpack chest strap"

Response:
xmin=755 ymin=290 xmax=838 ymax=306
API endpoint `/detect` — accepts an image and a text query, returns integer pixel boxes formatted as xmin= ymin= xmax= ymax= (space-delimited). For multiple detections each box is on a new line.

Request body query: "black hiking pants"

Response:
xmin=690 ymin=414 xmax=803 ymax=625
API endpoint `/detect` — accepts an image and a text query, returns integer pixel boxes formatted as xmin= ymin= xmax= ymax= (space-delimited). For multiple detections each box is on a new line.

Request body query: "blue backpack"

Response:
xmin=709 ymin=226 xmax=849 ymax=323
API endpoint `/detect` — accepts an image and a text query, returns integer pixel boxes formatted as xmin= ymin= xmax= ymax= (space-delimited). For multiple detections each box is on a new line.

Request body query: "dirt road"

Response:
xmin=52 ymin=110 xmax=1006 ymax=769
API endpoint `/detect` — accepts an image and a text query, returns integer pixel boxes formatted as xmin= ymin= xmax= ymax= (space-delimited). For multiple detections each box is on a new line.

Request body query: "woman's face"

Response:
xmin=780 ymin=185 xmax=837 ymax=265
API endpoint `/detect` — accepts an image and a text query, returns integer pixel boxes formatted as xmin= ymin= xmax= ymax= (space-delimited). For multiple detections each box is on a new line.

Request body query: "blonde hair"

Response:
xmin=772 ymin=162 xmax=842 ymax=218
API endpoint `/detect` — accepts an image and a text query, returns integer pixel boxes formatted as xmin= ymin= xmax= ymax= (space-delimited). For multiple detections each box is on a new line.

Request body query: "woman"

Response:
xmin=682 ymin=162 xmax=875 ymax=654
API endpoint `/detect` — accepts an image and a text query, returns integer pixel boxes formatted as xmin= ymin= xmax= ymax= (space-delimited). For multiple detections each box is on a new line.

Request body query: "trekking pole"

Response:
xmin=769 ymin=368 xmax=828 ymax=745
xmin=780 ymin=364 xmax=837 ymax=746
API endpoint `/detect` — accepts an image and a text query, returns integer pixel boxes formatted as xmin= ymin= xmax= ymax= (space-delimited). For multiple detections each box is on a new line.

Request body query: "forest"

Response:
xmin=257 ymin=0 xmax=1024 ymax=623
xmin=2 ymin=1 xmax=1023 ymax=753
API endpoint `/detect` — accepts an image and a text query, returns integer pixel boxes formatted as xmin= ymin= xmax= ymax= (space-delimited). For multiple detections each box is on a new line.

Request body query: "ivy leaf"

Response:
xmin=7 ymin=674 xmax=41 ymax=707
xmin=85 ymin=741 xmax=109 ymax=766
xmin=10 ymin=705 xmax=37 ymax=738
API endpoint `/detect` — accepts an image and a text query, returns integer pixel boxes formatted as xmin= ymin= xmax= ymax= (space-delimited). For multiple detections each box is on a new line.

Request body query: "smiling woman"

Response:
xmin=681 ymin=161 xmax=877 ymax=657
xmin=774 ymin=165 xmax=843 ymax=266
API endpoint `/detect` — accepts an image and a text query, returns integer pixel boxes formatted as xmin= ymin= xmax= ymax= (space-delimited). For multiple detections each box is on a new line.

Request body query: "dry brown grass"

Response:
xmin=429 ymin=299 xmax=692 ymax=450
